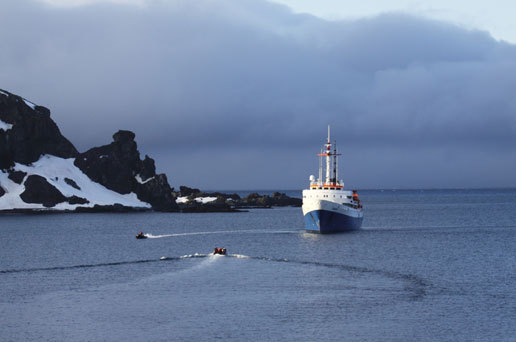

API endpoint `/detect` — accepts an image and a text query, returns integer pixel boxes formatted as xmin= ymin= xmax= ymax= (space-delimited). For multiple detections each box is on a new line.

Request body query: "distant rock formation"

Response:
xmin=174 ymin=187 xmax=301 ymax=211
xmin=236 ymin=192 xmax=301 ymax=208
xmin=0 ymin=89 xmax=77 ymax=169
xmin=0 ymin=88 xmax=300 ymax=214
xmin=74 ymin=130 xmax=178 ymax=211
xmin=0 ymin=89 xmax=178 ymax=212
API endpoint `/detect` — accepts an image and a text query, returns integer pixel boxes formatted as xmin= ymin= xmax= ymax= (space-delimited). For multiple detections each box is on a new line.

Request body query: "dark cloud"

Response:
xmin=1 ymin=0 xmax=515 ymax=189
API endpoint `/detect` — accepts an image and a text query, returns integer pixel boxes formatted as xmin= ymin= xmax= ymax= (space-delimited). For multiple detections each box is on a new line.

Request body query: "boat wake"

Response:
xmin=0 ymin=253 xmax=429 ymax=300
xmin=145 ymin=230 xmax=298 ymax=239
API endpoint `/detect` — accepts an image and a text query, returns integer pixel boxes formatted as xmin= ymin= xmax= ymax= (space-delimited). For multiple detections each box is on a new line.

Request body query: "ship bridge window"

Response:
xmin=324 ymin=187 xmax=328 ymax=190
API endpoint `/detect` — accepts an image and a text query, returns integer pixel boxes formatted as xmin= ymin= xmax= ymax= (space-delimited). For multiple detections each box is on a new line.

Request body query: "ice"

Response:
xmin=23 ymin=99 xmax=36 ymax=110
xmin=0 ymin=120 xmax=13 ymax=131
xmin=175 ymin=196 xmax=217 ymax=204
xmin=0 ymin=155 xmax=151 ymax=210
xmin=195 ymin=197 xmax=217 ymax=204
xmin=135 ymin=174 xmax=154 ymax=184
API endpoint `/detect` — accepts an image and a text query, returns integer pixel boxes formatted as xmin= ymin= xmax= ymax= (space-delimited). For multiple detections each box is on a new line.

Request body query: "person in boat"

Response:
xmin=213 ymin=247 xmax=226 ymax=255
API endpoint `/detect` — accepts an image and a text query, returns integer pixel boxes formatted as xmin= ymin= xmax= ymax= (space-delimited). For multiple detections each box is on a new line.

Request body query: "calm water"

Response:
xmin=1 ymin=189 xmax=515 ymax=341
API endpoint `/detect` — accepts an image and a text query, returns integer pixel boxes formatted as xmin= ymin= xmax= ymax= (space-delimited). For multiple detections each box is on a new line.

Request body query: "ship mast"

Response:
xmin=325 ymin=125 xmax=331 ymax=185
xmin=332 ymin=141 xmax=338 ymax=184
xmin=316 ymin=125 xmax=341 ymax=186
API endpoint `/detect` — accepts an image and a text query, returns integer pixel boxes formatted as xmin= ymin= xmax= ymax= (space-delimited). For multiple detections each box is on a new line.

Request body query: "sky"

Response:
xmin=1 ymin=0 xmax=515 ymax=190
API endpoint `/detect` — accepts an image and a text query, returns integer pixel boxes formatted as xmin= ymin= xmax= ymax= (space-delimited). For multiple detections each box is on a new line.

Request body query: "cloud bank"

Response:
xmin=1 ymin=0 xmax=515 ymax=189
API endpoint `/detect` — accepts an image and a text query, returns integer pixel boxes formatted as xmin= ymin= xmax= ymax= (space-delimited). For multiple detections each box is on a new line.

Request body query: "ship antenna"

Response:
xmin=333 ymin=140 xmax=337 ymax=185
xmin=324 ymin=125 xmax=331 ymax=185
xmin=319 ymin=148 xmax=323 ymax=185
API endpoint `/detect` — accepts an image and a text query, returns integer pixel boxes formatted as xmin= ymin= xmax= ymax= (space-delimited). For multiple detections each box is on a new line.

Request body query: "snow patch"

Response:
xmin=176 ymin=196 xmax=189 ymax=204
xmin=135 ymin=174 xmax=154 ymax=184
xmin=0 ymin=171 xmax=43 ymax=210
xmin=23 ymin=99 xmax=36 ymax=110
xmin=195 ymin=197 xmax=217 ymax=204
xmin=175 ymin=196 xmax=218 ymax=204
xmin=0 ymin=90 xmax=8 ymax=96
xmin=0 ymin=120 xmax=13 ymax=131
xmin=0 ymin=155 xmax=151 ymax=211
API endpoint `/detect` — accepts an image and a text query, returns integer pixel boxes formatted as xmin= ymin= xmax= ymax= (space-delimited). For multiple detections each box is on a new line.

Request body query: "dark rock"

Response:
xmin=233 ymin=192 xmax=301 ymax=208
xmin=0 ymin=185 xmax=4 ymax=197
xmin=64 ymin=177 xmax=81 ymax=190
xmin=140 ymin=155 xmax=156 ymax=181
xmin=0 ymin=89 xmax=78 ymax=169
xmin=179 ymin=186 xmax=200 ymax=196
xmin=8 ymin=170 xmax=27 ymax=184
xmin=240 ymin=192 xmax=272 ymax=207
xmin=270 ymin=192 xmax=302 ymax=207
xmin=67 ymin=196 xmax=89 ymax=205
xmin=113 ymin=130 xmax=135 ymax=143
xmin=74 ymin=130 xmax=141 ymax=194
xmin=1 ymin=89 xmax=179 ymax=212
xmin=74 ymin=130 xmax=179 ymax=212
xmin=180 ymin=197 xmax=240 ymax=213
xmin=135 ymin=174 xmax=178 ymax=212
xmin=20 ymin=175 xmax=67 ymax=207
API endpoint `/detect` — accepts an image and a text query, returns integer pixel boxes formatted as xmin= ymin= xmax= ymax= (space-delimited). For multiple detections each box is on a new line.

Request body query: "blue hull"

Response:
xmin=304 ymin=209 xmax=363 ymax=234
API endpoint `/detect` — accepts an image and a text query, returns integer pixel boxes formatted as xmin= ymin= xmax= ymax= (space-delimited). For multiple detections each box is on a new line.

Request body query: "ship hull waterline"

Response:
xmin=304 ymin=209 xmax=363 ymax=234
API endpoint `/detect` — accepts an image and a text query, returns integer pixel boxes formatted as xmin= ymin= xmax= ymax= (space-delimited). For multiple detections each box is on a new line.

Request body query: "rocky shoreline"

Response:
xmin=0 ymin=89 xmax=301 ymax=214
xmin=174 ymin=186 xmax=301 ymax=213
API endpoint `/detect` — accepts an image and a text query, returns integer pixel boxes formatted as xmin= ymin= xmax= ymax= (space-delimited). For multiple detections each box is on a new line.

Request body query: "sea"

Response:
xmin=1 ymin=189 xmax=515 ymax=341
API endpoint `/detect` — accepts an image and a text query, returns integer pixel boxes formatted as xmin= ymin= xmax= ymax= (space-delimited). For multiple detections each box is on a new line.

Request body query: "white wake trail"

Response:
xmin=146 ymin=229 xmax=298 ymax=239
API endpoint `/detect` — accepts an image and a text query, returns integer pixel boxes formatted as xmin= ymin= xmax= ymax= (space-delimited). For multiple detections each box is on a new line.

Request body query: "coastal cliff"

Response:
xmin=0 ymin=89 xmax=301 ymax=213
xmin=0 ymin=89 xmax=178 ymax=212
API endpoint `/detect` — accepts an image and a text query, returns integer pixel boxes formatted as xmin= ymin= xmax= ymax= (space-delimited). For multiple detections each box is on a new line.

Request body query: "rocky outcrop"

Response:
xmin=8 ymin=170 xmax=26 ymax=184
xmin=0 ymin=89 xmax=178 ymax=212
xmin=231 ymin=192 xmax=301 ymax=208
xmin=181 ymin=196 xmax=241 ymax=213
xmin=64 ymin=177 xmax=80 ymax=190
xmin=20 ymin=175 xmax=67 ymax=207
xmin=177 ymin=186 xmax=240 ymax=201
xmin=179 ymin=186 xmax=200 ymax=197
xmin=175 ymin=189 xmax=301 ymax=212
xmin=74 ymin=130 xmax=179 ymax=212
xmin=68 ymin=196 xmax=89 ymax=205
xmin=0 ymin=89 xmax=77 ymax=169
xmin=269 ymin=192 xmax=302 ymax=207
xmin=238 ymin=193 xmax=272 ymax=207
xmin=0 ymin=186 xmax=4 ymax=198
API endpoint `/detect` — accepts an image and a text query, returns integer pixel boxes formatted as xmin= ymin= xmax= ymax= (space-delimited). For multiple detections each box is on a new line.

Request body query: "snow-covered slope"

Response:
xmin=0 ymin=155 xmax=151 ymax=211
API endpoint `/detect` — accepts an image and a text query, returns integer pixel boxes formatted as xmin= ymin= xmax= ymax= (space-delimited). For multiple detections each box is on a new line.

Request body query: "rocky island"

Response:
xmin=0 ymin=89 xmax=300 ymax=213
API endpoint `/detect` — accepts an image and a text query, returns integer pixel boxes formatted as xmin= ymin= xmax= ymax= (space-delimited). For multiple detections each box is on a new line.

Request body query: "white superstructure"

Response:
xmin=302 ymin=126 xmax=363 ymax=233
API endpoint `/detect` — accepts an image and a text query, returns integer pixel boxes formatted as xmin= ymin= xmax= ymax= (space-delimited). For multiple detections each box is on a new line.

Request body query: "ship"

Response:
xmin=302 ymin=126 xmax=363 ymax=233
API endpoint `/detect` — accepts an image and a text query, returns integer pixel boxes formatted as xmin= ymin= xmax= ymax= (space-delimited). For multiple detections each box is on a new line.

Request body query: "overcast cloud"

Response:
xmin=1 ymin=0 xmax=515 ymax=189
